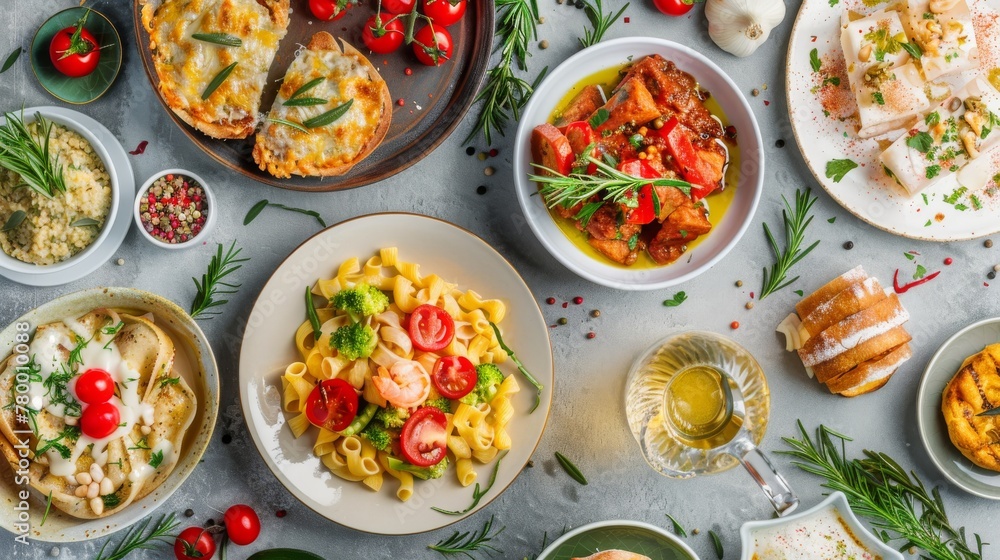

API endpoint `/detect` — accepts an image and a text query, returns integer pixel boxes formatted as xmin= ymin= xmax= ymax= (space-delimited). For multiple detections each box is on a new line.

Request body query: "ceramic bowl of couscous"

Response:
xmin=0 ymin=108 xmax=120 ymax=275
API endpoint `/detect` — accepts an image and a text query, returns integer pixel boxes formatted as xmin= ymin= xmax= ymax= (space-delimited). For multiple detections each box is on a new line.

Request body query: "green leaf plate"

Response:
xmin=537 ymin=521 xmax=700 ymax=560
xmin=30 ymin=7 xmax=122 ymax=105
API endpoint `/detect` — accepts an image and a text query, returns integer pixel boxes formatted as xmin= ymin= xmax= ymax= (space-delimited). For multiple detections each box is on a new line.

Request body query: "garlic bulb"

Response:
xmin=705 ymin=0 xmax=786 ymax=58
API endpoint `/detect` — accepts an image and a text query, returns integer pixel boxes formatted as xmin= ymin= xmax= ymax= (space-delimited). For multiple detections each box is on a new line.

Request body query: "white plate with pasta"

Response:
xmin=238 ymin=213 xmax=553 ymax=534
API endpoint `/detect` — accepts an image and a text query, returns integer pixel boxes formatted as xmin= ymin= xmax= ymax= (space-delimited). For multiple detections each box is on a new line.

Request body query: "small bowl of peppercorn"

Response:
xmin=133 ymin=169 xmax=216 ymax=249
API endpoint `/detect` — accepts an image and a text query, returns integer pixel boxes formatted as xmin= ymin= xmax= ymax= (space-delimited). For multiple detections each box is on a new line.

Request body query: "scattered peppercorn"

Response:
xmin=994 ymin=264 xmax=1000 ymax=272
xmin=116 ymin=258 xmax=125 ymax=266
xmin=139 ymin=174 xmax=208 ymax=245
xmin=221 ymin=433 xmax=232 ymax=444
xmin=185 ymin=509 xmax=195 ymax=517
xmin=404 ymin=67 xmax=413 ymax=76
xmin=692 ymin=528 xmax=700 ymax=535
xmin=466 ymin=146 xmax=475 ymax=156
xmin=735 ymin=280 xmax=743 ymax=287
xmin=206 ymin=519 xmax=216 ymax=527
xmin=944 ymin=257 xmax=953 ymax=265
xmin=477 ymin=152 xmax=488 ymax=161
xmin=908 ymin=547 xmax=917 ymax=555
xmin=586 ymin=332 xmax=596 ymax=339
xmin=775 ymin=139 xmax=785 ymax=148
xmin=557 ymin=317 xmax=568 ymax=325
xmin=986 ymin=239 xmax=994 ymax=248
xmin=539 ymin=40 xmax=549 ymax=49
xmin=476 ymin=185 xmax=488 ymax=195
xmin=484 ymin=166 xmax=495 ymax=176
xmin=745 ymin=302 xmax=754 ymax=310
xmin=591 ymin=309 xmax=601 ymax=318
xmin=489 ymin=148 xmax=499 ymax=157
xmin=397 ymin=98 xmax=405 ymax=106
xmin=989 ymin=271 xmax=997 ymax=280
xmin=545 ymin=297 xmax=556 ymax=305
xmin=572 ymin=296 xmax=584 ymax=304
xmin=576 ymin=1 xmax=584 ymax=8
xmin=751 ymin=88 xmax=760 ymax=97
xmin=730 ymin=321 xmax=740 ymax=329
xmin=276 ymin=509 xmax=287 ymax=518
xmin=538 ymin=16 xmax=545 ymax=24
xmin=843 ymin=241 xmax=854 ymax=250
xmin=526 ymin=460 xmax=534 ymax=468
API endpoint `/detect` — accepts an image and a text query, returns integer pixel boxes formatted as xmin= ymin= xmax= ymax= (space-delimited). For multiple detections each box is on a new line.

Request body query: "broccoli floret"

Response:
xmin=425 ymin=456 xmax=450 ymax=480
xmin=388 ymin=456 xmax=450 ymax=480
xmin=360 ymin=422 xmax=392 ymax=452
xmin=460 ymin=363 xmax=506 ymax=406
xmin=425 ymin=397 xmax=452 ymax=414
xmin=332 ymin=283 xmax=389 ymax=318
xmin=375 ymin=405 xmax=410 ymax=429
xmin=330 ymin=323 xmax=377 ymax=361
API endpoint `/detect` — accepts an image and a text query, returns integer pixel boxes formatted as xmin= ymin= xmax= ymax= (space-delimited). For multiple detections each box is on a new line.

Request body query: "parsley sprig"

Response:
xmin=759 ymin=188 xmax=820 ymax=300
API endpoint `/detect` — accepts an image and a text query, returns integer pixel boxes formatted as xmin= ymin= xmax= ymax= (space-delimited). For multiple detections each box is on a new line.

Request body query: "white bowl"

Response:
xmin=0 ymin=109 xmax=120 ymax=274
xmin=536 ymin=519 xmax=699 ymax=560
xmin=133 ymin=168 xmax=217 ymax=250
xmin=512 ymin=37 xmax=763 ymax=291
xmin=739 ymin=492 xmax=903 ymax=560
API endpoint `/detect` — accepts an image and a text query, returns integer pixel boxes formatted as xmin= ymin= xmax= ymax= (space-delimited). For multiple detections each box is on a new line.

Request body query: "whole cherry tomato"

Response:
xmin=174 ymin=527 xmax=216 ymax=560
xmin=79 ymin=402 xmax=120 ymax=439
xmin=223 ymin=504 xmax=261 ymax=546
xmin=362 ymin=14 xmax=405 ymax=54
xmin=652 ymin=0 xmax=696 ymax=16
xmin=74 ymin=368 xmax=114 ymax=404
xmin=308 ymin=0 xmax=352 ymax=21
xmin=48 ymin=13 xmax=101 ymax=78
xmin=382 ymin=0 xmax=416 ymax=13
xmin=412 ymin=25 xmax=453 ymax=67
xmin=422 ymin=0 xmax=467 ymax=26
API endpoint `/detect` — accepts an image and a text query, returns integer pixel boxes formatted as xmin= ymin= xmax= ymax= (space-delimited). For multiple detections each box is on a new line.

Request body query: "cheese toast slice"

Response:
xmin=253 ymin=32 xmax=392 ymax=178
xmin=140 ymin=0 xmax=290 ymax=139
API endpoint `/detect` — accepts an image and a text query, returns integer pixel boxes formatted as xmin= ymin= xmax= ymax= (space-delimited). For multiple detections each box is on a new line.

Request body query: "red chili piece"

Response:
xmin=129 ymin=140 xmax=148 ymax=155
xmin=586 ymin=332 xmax=596 ymax=339
xmin=893 ymin=268 xmax=942 ymax=294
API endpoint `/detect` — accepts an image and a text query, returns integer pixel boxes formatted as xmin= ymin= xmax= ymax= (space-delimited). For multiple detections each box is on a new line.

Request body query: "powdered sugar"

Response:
xmin=801 ymin=305 xmax=911 ymax=366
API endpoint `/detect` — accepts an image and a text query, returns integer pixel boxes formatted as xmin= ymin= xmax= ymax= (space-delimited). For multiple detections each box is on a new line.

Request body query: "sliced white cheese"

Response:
xmin=900 ymin=0 xmax=978 ymax=81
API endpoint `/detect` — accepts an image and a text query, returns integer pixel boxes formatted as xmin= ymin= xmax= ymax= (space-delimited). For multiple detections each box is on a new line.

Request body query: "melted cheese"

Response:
xmin=257 ymin=47 xmax=386 ymax=177
xmin=145 ymin=0 xmax=288 ymax=136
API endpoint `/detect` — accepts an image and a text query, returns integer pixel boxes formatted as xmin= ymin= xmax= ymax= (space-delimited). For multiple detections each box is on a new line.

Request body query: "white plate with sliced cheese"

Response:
xmin=786 ymin=0 xmax=1000 ymax=241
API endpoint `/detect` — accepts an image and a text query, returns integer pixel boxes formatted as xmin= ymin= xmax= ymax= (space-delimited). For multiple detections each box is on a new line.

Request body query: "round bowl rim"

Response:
xmin=536 ymin=519 xmax=701 ymax=560
xmin=132 ymin=168 xmax=217 ymax=250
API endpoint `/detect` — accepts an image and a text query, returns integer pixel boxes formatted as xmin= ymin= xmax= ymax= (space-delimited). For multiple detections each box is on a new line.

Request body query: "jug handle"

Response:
xmin=734 ymin=438 xmax=799 ymax=516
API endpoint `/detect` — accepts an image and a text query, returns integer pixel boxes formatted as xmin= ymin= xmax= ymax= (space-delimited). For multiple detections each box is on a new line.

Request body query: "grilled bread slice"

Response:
xmin=942 ymin=344 xmax=1000 ymax=472
xmin=253 ymin=32 xmax=392 ymax=178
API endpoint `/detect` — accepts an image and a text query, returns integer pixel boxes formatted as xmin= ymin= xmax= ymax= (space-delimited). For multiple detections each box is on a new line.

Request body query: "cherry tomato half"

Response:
xmin=49 ymin=24 xmax=100 ymax=78
xmin=400 ymin=407 xmax=448 ymax=466
xmin=422 ymin=0 xmax=466 ymax=26
xmin=431 ymin=356 xmax=477 ymax=399
xmin=652 ymin=0 xmax=695 ymax=16
xmin=224 ymin=504 xmax=261 ymax=546
xmin=79 ymin=402 xmax=120 ymax=439
xmin=308 ymin=0 xmax=351 ymax=21
xmin=304 ymin=378 xmax=358 ymax=432
xmin=382 ymin=0 xmax=416 ymax=13
xmin=362 ymin=14 xmax=405 ymax=54
xmin=407 ymin=304 xmax=455 ymax=352
xmin=412 ymin=25 xmax=453 ymax=67
xmin=174 ymin=526 xmax=216 ymax=560
xmin=74 ymin=368 xmax=114 ymax=404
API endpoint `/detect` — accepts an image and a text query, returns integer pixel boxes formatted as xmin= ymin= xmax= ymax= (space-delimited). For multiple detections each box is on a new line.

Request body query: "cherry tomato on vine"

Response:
xmin=304 ymin=378 xmax=358 ymax=432
xmin=362 ymin=14 xmax=405 ymax=54
xmin=412 ymin=25 xmax=453 ymax=67
xmin=400 ymin=407 xmax=448 ymax=466
xmin=74 ymin=368 xmax=114 ymax=404
xmin=48 ymin=14 xmax=101 ymax=78
xmin=174 ymin=527 xmax=216 ymax=560
xmin=308 ymin=0 xmax=351 ymax=21
xmin=223 ymin=504 xmax=261 ymax=546
xmin=407 ymin=304 xmax=455 ymax=351
xmin=382 ymin=0 xmax=416 ymax=13
xmin=79 ymin=402 xmax=120 ymax=439
xmin=422 ymin=0 xmax=466 ymax=26
xmin=652 ymin=0 xmax=696 ymax=16
xmin=431 ymin=356 xmax=476 ymax=399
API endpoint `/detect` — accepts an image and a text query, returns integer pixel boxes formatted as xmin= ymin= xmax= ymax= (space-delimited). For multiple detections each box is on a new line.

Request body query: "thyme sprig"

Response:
xmin=466 ymin=0 xmax=545 ymax=145
xmin=531 ymin=156 xmax=691 ymax=210
xmin=190 ymin=241 xmax=249 ymax=319
xmin=94 ymin=513 xmax=180 ymax=560
xmin=759 ymin=188 xmax=820 ymax=300
xmin=0 ymin=111 xmax=66 ymax=198
xmin=428 ymin=515 xmax=505 ymax=558
xmin=780 ymin=422 xmax=987 ymax=560
xmin=579 ymin=0 xmax=629 ymax=48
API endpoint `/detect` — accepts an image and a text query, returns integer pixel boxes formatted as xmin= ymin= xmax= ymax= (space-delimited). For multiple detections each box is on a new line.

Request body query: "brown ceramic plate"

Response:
xmin=132 ymin=2 xmax=494 ymax=191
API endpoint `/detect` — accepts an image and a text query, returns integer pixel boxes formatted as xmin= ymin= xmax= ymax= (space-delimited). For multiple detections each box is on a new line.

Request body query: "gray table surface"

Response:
xmin=4 ymin=1 xmax=999 ymax=558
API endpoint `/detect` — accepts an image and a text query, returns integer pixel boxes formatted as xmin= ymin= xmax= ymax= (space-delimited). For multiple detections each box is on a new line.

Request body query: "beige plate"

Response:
xmin=785 ymin=0 xmax=1000 ymax=241
xmin=238 ymin=213 xmax=553 ymax=534
xmin=0 ymin=287 xmax=219 ymax=542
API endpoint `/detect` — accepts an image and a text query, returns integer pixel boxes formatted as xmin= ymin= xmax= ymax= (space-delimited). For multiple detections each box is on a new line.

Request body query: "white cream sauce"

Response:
xmin=751 ymin=507 xmax=880 ymax=560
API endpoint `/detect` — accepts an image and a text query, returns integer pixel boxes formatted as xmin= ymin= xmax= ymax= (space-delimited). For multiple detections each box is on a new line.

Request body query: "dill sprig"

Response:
xmin=428 ymin=515 xmax=505 ymax=558
xmin=465 ymin=0 xmax=545 ymax=146
xmin=94 ymin=513 xmax=180 ymax=560
xmin=759 ymin=188 xmax=819 ymax=300
xmin=579 ymin=0 xmax=629 ymax=48
xmin=0 ymin=111 xmax=66 ymax=198
xmin=780 ymin=422 xmax=987 ymax=560
xmin=531 ymin=156 xmax=691 ymax=210
xmin=190 ymin=241 xmax=249 ymax=319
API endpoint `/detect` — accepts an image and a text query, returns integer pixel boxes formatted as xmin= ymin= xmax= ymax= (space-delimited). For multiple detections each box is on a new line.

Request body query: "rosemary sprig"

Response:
xmin=191 ymin=33 xmax=242 ymax=47
xmin=244 ymin=199 xmax=326 ymax=228
xmin=489 ymin=322 xmax=543 ymax=413
xmin=202 ymin=62 xmax=238 ymax=100
xmin=190 ymin=241 xmax=249 ymax=319
xmin=286 ymin=77 xmax=325 ymax=101
xmin=268 ymin=118 xmax=308 ymax=133
xmin=428 ymin=515 xmax=505 ymax=558
xmin=0 ymin=111 xmax=66 ymax=198
xmin=531 ymin=156 xmax=691 ymax=210
xmin=40 ymin=492 xmax=52 ymax=526
xmin=759 ymin=188 xmax=820 ymax=300
xmin=780 ymin=422 xmax=986 ymax=560
xmin=579 ymin=0 xmax=629 ymax=48
xmin=94 ymin=512 xmax=180 ymax=560
xmin=665 ymin=513 xmax=687 ymax=537
xmin=554 ymin=451 xmax=588 ymax=485
xmin=465 ymin=0 xmax=545 ymax=145
xmin=303 ymin=99 xmax=353 ymax=128
xmin=433 ymin=451 xmax=508 ymax=515
xmin=708 ymin=530 xmax=723 ymax=559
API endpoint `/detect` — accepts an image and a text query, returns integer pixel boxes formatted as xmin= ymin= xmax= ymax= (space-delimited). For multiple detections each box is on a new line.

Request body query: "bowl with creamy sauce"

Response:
xmin=739 ymin=492 xmax=903 ymax=560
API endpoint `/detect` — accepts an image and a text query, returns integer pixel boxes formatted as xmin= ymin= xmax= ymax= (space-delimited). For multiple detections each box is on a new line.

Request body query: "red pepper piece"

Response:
xmin=563 ymin=121 xmax=597 ymax=158
xmin=617 ymin=159 xmax=659 ymax=225
xmin=658 ymin=117 xmax=720 ymax=201
xmin=893 ymin=268 xmax=941 ymax=294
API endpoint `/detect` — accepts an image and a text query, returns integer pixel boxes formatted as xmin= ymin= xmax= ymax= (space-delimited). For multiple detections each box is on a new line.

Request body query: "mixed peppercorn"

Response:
xmin=138 ymin=174 xmax=208 ymax=245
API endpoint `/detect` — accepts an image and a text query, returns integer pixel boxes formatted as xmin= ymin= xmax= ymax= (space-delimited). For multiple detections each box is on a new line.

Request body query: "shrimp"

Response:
xmin=372 ymin=361 xmax=430 ymax=409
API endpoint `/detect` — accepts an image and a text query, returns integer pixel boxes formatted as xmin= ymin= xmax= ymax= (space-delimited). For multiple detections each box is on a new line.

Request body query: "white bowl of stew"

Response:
xmin=512 ymin=37 xmax=763 ymax=291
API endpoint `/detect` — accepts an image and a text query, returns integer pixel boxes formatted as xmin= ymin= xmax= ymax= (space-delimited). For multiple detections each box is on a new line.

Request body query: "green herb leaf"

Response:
xmin=810 ymin=48 xmax=822 ymax=73
xmin=287 ymin=77 xmax=325 ymax=101
xmin=709 ymin=530 xmax=723 ymax=559
xmin=40 ymin=492 xmax=52 ymax=527
xmin=666 ymin=513 xmax=687 ymax=537
xmin=578 ymin=0 xmax=630 ymax=48
xmin=926 ymin=165 xmax=941 ymax=179
xmin=268 ymin=117 xmax=309 ymax=133
xmin=794 ymin=289 xmax=804 ymax=297
xmin=589 ymin=108 xmax=610 ymax=129
xmin=627 ymin=232 xmax=639 ymax=251
xmin=872 ymin=91 xmax=885 ymax=105
xmin=914 ymin=264 xmax=927 ymax=280
xmin=663 ymin=291 xmax=687 ymax=307
xmin=244 ymin=200 xmax=269 ymax=225
xmin=900 ymin=40 xmax=922 ymax=59
xmin=159 ymin=376 xmax=180 ymax=388
xmin=305 ymin=287 xmax=322 ymax=339
xmin=1 ymin=48 xmax=21 ymax=74
xmin=191 ymin=33 xmax=243 ymax=47
xmin=202 ymin=62 xmax=238 ymax=100
xmin=70 ymin=217 xmax=99 ymax=227
xmin=101 ymin=493 xmax=121 ymax=508
xmin=828 ymin=216 xmax=836 ymax=223
xmin=246 ymin=200 xmax=326 ymax=228
xmin=432 ymin=451 xmax=508 ymax=515
xmin=282 ymin=97 xmax=329 ymax=107
xmin=148 ymin=450 xmax=164 ymax=468
xmin=925 ymin=111 xmax=940 ymax=126
xmin=906 ymin=132 xmax=934 ymax=153
xmin=554 ymin=451 xmax=588 ymax=485
xmin=303 ymin=99 xmax=354 ymax=128
xmin=825 ymin=158 xmax=858 ymax=183
xmin=925 ymin=219 xmax=932 ymax=227
xmin=3 ymin=210 xmax=26 ymax=231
